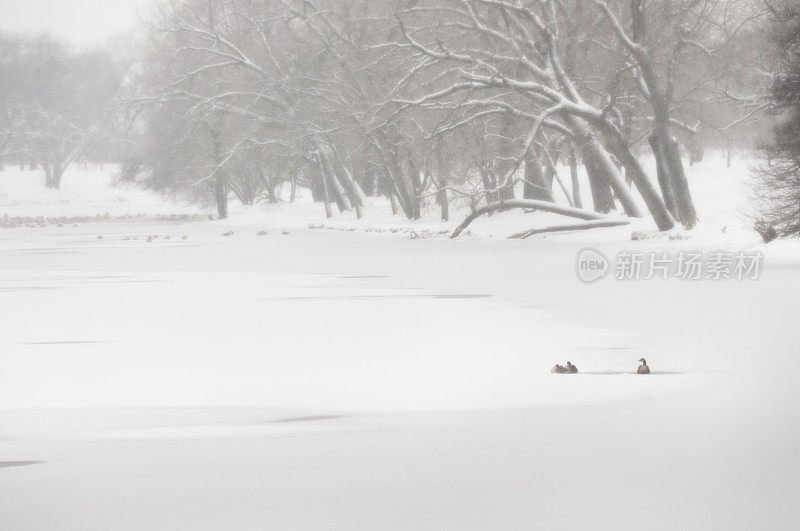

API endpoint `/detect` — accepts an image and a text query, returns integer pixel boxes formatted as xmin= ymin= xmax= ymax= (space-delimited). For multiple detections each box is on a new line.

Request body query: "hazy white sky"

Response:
xmin=0 ymin=0 xmax=149 ymax=44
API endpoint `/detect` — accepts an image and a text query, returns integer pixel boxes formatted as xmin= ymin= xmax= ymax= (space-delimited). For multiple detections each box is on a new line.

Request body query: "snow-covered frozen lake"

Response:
xmin=1 ymin=164 xmax=799 ymax=530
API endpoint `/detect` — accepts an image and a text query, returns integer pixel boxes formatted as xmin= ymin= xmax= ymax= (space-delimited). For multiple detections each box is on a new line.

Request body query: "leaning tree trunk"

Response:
xmin=328 ymin=146 xmax=366 ymax=219
xmin=316 ymin=154 xmax=333 ymax=218
xmin=566 ymin=117 xmax=641 ymax=218
xmin=354 ymin=155 xmax=375 ymax=197
xmin=336 ymin=163 xmax=364 ymax=220
xmin=589 ymin=118 xmax=674 ymax=231
xmin=602 ymin=129 xmax=674 ymax=231
xmin=375 ymin=131 xmax=414 ymax=219
xmin=316 ymin=148 xmax=349 ymax=214
xmin=387 ymin=157 xmax=414 ymax=219
xmin=648 ymin=134 xmax=678 ymax=218
xmin=544 ymin=156 xmax=575 ymax=208
xmin=523 ymin=151 xmax=555 ymax=202
xmin=320 ymin=151 xmax=350 ymax=213
xmin=579 ymin=141 xmax=615 ymax=214
xmin=625 ymin=0 xmax=697 ymax=228
xmin=388 ymin=185 xmax=399 ymax=216
xmin=652 ymin=126 xmax=697 ymax=228
xmin=450 ymin=199 xmax=612 ymax=238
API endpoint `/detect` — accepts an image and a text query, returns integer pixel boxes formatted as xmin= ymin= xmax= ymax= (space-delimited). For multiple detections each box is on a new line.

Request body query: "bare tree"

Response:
xmin=0 ymin=35 xmax=122 ymax=188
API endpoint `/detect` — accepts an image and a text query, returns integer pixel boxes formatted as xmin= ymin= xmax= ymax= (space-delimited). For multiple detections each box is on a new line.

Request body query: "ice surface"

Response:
xmin=0 ymin=159 xmax=798 ymax=530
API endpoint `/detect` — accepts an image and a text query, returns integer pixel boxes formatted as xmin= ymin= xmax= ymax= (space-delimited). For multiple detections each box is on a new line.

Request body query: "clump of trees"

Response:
xmin=753 ymin=1 xmax=800 ymax=239
xmin=118 ymin=0 xmax=765 ymax=228
xmin=0 ymin=35 xmax=124 ymax=188
xmin=2 ymin=1 xmax=770 ymax=232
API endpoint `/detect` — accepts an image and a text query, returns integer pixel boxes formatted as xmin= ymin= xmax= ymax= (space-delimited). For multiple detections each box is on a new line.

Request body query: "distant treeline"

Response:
xmin=0 ymin=1 xmax=779 ymax=231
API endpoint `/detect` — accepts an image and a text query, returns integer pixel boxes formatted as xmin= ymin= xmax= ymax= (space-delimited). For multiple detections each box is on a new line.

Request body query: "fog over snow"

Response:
xmin=0 ymin=0 xmax=144 ymax=43
xmin=1 ymin=1 xmax=799 ymax=529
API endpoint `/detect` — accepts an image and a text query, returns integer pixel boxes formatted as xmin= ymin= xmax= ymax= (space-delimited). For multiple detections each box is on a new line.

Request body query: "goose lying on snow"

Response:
xmin=552 ymin=362 xmax=578 ymax=374
xmin=637 ymin=358 xmax=651 ymax=374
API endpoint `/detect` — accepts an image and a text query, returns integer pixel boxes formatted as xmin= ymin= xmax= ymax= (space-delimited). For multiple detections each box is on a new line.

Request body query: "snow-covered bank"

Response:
xmin=0 ymin=165 xmax=202 ymax=218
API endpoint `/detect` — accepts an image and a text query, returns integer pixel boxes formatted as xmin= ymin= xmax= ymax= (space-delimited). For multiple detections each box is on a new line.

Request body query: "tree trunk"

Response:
xmin=508 ymin=219 xmax=630 ymax=239
xmin=605 ymin=132 xmax=674 ymax=231
xmin=437 ymin=183 xmax=449 ymax=222
xmin=523 ymin=151 xmax=555 ymax=202
xmin=544 ymin=156 xmax=574 ymax=208
xmin=267 ymin=181 xmax=279 ymax=203
xmin=317 ymin=155 xmax=333 ymax=218
xmin=689 ymin=138 xmax=704 ymax=167
xmin=210 ymin=131 xmax=228 ymax=218
xmin=386 ymin=156 xmax=414 ymax=219
xmin=726 ymin=138 xmax=732 ymax=168
xmin=320 ymin=152 xmax=350 ymax=213
xmin=566 ymin=117 xmax=641 ymax=217
xmin=339 ymin=165 xmax=364 ymax=219
xmin=544 ymin=164 xmax=556 ymax=193
xmin=435 ymin=139 xmax=450 ymax=221
xmin=627 ymin=0 xmax=696 ymax=228
xmin=626 ymin=0 xmax=697 ymax=228
xmin=214 ymin=173 xmax=228 ymax=219
xmin=451 ymin=199 xmax=609 ymax=238
xmin=330 ymin=144 xmax=367 ymax=212
xmin=569 ymin=146 xmax=582 ymax=209
xmin=388 ymin=185 xmax=399 ymax=216
xmin=479 ymin=165 xmax=496 ymax=205
xmin=44 ymin=164 xmax=54 ymax=188
xmin=52 ymin=164 xmax=64 ymax=189
xmin=623 ymin=107 xmax=634 ymax=186
xmin=648 ymin=134 xmax=678 ymax=218
xmin=579 ymin=142 xmax=615 ymax=213
xmin=406 ymin=155 xmax=422 ymax=220
xmin=309 ymin=175 xmax=322 ymax=202
xmin=358 ymin=157 xmax=376 ymax=197
xmin=653 ymin=127 xmax=697 ymax=228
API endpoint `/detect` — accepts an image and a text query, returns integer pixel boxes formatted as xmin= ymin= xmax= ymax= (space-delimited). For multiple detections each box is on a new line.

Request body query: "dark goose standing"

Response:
xmin=637 ymin=358 xmax=651 ymax=374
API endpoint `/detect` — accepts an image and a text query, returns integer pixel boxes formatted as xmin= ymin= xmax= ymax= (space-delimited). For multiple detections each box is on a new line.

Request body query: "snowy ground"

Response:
xmin=1 ymin=161 xmax=799 ymax=530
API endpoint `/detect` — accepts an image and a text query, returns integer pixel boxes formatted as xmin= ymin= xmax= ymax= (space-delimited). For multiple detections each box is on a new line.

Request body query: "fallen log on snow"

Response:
xmin=450 ymin=199 xmax=609 ymax=239
xmin=507 ymin=219 xmax=631 ymax=239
